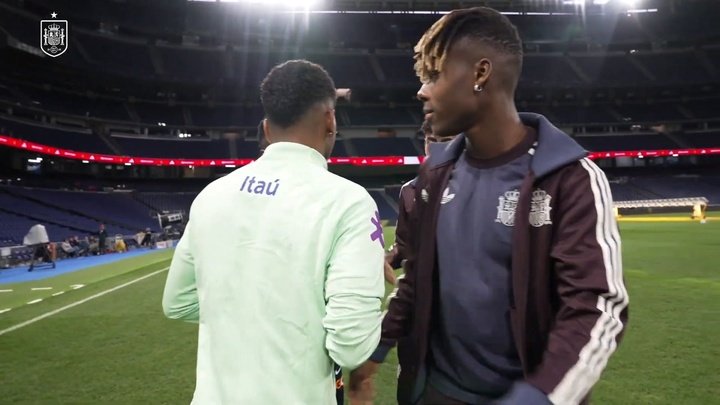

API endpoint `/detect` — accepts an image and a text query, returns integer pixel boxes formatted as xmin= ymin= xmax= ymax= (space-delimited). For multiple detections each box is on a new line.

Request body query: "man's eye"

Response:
xmin=428 ymin=70 xmax=440 ymax=81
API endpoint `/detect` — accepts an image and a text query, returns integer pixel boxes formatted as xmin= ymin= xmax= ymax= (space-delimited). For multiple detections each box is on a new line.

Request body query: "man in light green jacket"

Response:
xmin=162 ymin=60 xmax=385 ymax=405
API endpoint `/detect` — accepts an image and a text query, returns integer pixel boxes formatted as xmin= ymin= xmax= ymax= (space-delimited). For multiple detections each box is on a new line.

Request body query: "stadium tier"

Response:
xmin=1 ymin=173 xmax=718 ymax=245
xmin=0 ymin=0 xmax=718 ymax=238
xmin=0 ymin=0 xmax=719 ymax=138
xmin=112 ymin=136 xmax=233 ymax=159
xmin=0 ymin=186 xmax=156 ymax=238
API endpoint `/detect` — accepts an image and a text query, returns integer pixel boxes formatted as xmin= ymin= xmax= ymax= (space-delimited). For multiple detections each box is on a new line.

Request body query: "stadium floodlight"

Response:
xmin=593 ymin=0 xmax=611 ymax=5
xmin=217 ymin=0 xmax=320 ymax=8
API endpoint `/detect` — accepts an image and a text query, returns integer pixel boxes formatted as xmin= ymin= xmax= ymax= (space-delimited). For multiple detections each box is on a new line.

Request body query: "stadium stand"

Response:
xmin=79 ymin=33 xmax=156 ymax=79
xmin=157 ymin=46 xmax=227 ymax=83
xmin=133 ymin=103 xmax=186 ymax=126
xmin=112 ymin=136 xmax=231 ymax=159
xmin=0 ymin=0 xmax=718 ymax=245
xmin=680 ymin=132 xmax=720 ymax=148
xmin=368 ymin=189 xmax=398 ymax=221
xmin=3 ymin=187 xmax=156 ymax=235
xmin=575 ymin=134 xmax=681 ymax=151
xmin=629 ymin=176 xmax=720 ymax=202
xmin=0 ymin=120 xmax=114 ymax=155
xmin=0 ymin=209 xmax=73 ymax=244
xmin=349 ymin=137 xmax=419 ymax=156
xmin=134 ymin=192 xmax=196 ymax=215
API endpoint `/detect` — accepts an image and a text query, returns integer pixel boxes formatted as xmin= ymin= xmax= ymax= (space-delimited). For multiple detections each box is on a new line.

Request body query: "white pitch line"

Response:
xmin=31 ymin=287 xmax=52 ymax=291
xmin=52 ymin=291 xmax=65 ymax=296
xmin=27 ymin=299 xmax=43 ymax=304
xmin=0 ymin=289 xmax=12 ymax=293
xmin=0 ymin=267 xmax=169 ymax=337
xmin=0 ymin=308 xmax=10 ymax=314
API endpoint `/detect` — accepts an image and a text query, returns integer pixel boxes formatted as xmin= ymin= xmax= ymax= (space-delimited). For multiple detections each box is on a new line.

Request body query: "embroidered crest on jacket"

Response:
xmin=495 ymin=189 xmax=520 ymax=226
xmin=529 ymin=189 xmax=553 ymax=227
xmin=495 ymin=189 xmax=553 ymax=227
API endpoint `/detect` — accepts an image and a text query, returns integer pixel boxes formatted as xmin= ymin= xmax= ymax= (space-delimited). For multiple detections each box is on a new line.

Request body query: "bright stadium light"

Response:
xmin=217 ymin=0 xmax=320 ymax=8
xmin=593 ymin=0 xmax=611 ymax=5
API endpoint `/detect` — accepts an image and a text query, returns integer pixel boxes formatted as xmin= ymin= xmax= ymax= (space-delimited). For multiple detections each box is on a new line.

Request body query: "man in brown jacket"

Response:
xmin=353 ymin=7 xmax=629 ymax=405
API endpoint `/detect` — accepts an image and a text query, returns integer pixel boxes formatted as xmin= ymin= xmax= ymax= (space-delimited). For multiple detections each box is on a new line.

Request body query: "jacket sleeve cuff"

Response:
xmin=368 ymin=340 xmax=395 ymax=363
xmin=496 ymin=382 xmax=551 ymax=405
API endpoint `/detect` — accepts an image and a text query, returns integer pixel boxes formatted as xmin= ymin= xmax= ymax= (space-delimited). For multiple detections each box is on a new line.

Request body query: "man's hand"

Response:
xmin=384 ymin=248 xmax=395 ymax=263
xmin=384 ymin=261 xmax=397 ymax=285
xmin=349 ymin=361 xmax=380 ymax=404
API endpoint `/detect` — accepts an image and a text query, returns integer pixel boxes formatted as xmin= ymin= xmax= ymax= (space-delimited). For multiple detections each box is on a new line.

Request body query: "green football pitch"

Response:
xmin=1 ymin=218 xmax=719 ymax=404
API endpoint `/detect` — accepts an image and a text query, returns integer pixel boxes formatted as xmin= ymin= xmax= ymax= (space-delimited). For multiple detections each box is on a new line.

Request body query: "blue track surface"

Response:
xmin=0 ymin=249 xmax=160 ymax=285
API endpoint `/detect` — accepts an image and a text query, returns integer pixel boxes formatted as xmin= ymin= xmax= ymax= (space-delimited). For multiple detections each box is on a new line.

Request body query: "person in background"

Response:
xmin=98 ymin=223 xmax=107 ymax=255
xmin=141 ymin=228 xmax=153 ymax=247
xmin=385 ymin=119 xmax=456 ymax=281
xmin=114 ymin=235 xmax=127 ymax=253
xmin=60 ymin=238 xmax=79 ymax=258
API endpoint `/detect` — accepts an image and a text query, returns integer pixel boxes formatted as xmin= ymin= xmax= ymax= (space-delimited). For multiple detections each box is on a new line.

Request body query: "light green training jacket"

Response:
xmin=162 ymin=142 xmax=385 ymax=405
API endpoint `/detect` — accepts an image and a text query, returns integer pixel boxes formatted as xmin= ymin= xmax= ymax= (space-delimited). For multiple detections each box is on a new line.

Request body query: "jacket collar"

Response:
xmin=425 ymin=113 xmax=587 ymax=178
xmin=260 ymin=142 xmax=328 ymax=170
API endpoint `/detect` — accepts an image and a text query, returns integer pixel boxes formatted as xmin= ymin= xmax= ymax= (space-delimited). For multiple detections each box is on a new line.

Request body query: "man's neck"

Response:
xmin=464 ymin=104 xmax=526 ymax=160
xmin=268 ymin=127 xmax=325 ymax=158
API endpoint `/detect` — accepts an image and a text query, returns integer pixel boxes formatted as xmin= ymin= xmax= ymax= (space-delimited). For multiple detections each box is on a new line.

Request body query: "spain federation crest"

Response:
xmin=495 ymin=189 xmax=519 ymax=227
xmin=40 ymin=13 xmax=68 ymax=58
xmin=529 ymin=189 xmax=552 ymax=228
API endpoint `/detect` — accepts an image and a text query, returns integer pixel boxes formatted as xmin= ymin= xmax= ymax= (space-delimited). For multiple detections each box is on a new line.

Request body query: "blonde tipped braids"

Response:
xmin=413 ymin=8 xmax=523 ymax=84
xmin=413 ymin=13 xmax=452 ymax=83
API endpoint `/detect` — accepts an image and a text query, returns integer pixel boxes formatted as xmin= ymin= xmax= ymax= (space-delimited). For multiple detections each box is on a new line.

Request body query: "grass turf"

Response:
xmin=0 ymin=220 xmax=718 ymax=404
xmin=0 ymin=250 xmax=173 ymax=310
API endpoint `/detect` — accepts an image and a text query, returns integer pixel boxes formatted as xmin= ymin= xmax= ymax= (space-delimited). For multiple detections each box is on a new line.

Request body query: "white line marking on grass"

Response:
xmin=70 ymin=284 xmax=85 ymax=290
xmin=0 ymin=289 xmax=12 ymax=293
xmin=31 ymin=287 xmax=52 ymax=291
xmin=27 ymin=299 xmax=43 ymax=304
xmin=0 ymin=308 xmax=10 ymax=314
xmin=52 ymin=291 xmax=65 ymax=296
xmin=0 ymin=267 xmax=168 ymax=337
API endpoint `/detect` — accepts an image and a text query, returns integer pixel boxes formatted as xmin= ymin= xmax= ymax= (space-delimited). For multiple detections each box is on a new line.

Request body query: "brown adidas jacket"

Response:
xmin=376 ymin=113 xmax=629 ymax=405
xmin=387 ymin=178 xmax=417 ymax=270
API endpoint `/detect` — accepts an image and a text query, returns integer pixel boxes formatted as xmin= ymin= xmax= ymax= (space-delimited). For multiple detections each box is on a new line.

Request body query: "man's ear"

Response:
xmin=325 ymin=105 xmax=337 ymax=136
xmin=474 ymin=58 xmax=493 ymax=89
xmin=262 ymin=119 xmax=271 ymax=143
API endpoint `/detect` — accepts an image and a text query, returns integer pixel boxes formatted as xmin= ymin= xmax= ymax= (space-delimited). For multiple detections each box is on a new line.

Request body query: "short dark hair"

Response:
xmin=414 ymin=7 xmax=523 ymax=83
xmin=260 ymin=60 xmax=336 ymax=128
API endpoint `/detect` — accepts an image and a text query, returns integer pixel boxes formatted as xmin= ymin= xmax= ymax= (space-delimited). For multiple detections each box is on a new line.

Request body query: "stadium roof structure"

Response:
xmin=188 ymin=0 xmax=668 ymax=14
